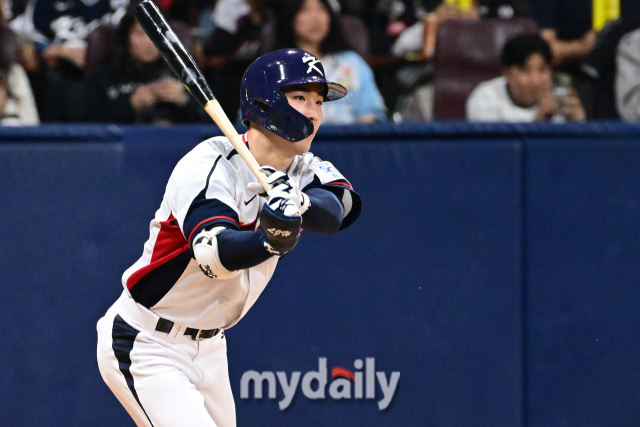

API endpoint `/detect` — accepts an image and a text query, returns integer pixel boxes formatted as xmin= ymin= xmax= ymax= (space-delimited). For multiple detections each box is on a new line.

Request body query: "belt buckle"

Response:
xmin=194 ymin=329 xmax=206 ymax=341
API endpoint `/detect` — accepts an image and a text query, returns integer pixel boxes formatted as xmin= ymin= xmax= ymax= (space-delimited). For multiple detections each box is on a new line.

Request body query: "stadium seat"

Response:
xmin=340 ymin=15 xmax=370 ymax=60
xmin=0 ymin=25 xmax=19 ymax=65
xmin=432 ymin=18 xmax=539 ymax=120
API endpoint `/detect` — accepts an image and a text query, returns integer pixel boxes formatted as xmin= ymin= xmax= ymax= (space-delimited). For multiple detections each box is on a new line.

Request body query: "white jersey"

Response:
xmin=466 ymin=76 xmax=539 ymax=122
xmin=121 ymin=134 xmax=359 ymax=330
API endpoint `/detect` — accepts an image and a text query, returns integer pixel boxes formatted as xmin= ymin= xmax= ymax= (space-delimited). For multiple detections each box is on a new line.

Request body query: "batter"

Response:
xmin=96 ymin=48 xmax=361 ymax=427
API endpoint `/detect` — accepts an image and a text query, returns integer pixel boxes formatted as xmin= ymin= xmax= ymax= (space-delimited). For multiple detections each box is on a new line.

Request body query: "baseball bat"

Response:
xmin=133 ymin=0 xmax=270 ymax=192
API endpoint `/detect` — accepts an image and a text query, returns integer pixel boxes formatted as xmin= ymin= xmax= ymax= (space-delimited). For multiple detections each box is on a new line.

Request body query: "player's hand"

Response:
xmin=248 ymin=167 xmax=304 ymax=256
xmin=247 ymin=167 xmax=310 ymax=216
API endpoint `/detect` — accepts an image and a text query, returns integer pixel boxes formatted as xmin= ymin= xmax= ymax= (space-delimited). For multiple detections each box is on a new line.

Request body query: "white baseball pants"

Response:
xmin=96 ymin=292 xmax=236 ymax=427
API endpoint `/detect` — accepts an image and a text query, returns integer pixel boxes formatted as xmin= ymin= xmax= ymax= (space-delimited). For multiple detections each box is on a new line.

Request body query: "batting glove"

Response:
xmin=247 ymin=166 xmax=310 ymax=216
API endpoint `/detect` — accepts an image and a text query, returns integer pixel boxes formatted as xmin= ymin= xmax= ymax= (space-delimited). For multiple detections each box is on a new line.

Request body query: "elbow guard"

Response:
xmin=193 ymin=227 xmax=242 ymax=280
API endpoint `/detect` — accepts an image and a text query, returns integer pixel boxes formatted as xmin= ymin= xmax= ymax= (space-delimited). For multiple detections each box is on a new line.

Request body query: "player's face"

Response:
xmin=129 ymin=23 xmax=160 ymax=63
xmin=294 ymin=0 xmax=331 ymax=48
xmin=504 ymin=53 xmax=552 ymax=107
xmin=281 ymin=83 xmax=324 ymax=152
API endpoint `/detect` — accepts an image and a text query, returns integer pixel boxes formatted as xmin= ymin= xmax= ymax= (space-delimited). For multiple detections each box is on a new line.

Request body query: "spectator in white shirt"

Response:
xmin=0 ymin=33 xmax=39 ymax=126
xmin=466 ymin=33 xmax=585 ymax=122
xmin=616 ymin=27 xmax=640 ymax=121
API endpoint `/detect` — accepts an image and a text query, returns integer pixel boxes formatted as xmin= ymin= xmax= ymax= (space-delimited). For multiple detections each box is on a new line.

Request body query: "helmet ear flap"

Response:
xmin=257 ymin=101 xmax=271 ymax=113
xmin=248 ymin=97 xmax=314 ymax=142
xmin=251 ymin=99 xmax=271 ymax=113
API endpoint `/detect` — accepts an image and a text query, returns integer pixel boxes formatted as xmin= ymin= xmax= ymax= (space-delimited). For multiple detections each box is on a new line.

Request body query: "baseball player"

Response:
xmin=96 ymin=48 xmax=361 ymax=427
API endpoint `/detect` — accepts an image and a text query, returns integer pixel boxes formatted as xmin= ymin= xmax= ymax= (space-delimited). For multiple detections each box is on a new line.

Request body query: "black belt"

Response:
xmin=155 ymin=318 xmax=221 ymax=341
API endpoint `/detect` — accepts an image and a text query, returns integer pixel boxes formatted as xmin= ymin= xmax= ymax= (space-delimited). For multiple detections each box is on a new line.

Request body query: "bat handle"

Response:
xmin=204 ymin=100 xmax=271 ymax=192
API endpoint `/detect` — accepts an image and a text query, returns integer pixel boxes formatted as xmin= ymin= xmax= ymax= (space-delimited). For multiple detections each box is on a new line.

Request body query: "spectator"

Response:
xmin=539 ymin=28 xmax=596 ymax=67
xmin=374 ymin=0 xmax=530 ymax=58
xmin=466 ymin=33 xmax=585 ymax=122
xmin=371 ymin=0 xmax=438 ymax=56
xmin=196 ymin=0 xmax=277 ymax=123
xmin=380 ymin=0 xmax=531 ymax=123
xmin=533 ymin=0 xmax=640 ymax=66
xmin=0 ymin=0 xmax=10 ymax=24
xmin=392 ymin=2 xmax=479 ymax=59
xmin=80 ymin=11 xmax=207 ymax=124
xmin=531 ymin=0 xmax=640 ymax=116
xmin=10 ymin=0 xmax=129 ymax=67
xmin=615 ymin=27 xmax=640 ymax=121
xmin=203 ymin=0 xmax=274 ymax=59
xmin=0 ymin=24 xmax=38 ymax=125
xmin=9 ymin=0 xmax=129 ymax=121
xmin=584 ymin=18 xmax=640 ymax=120
xmin=533 ymin=0 xmax=595 ymax=67
xmin=162 ymin=0 xmax=211 ymax=27
xmin=276 ymin=0 xmax=387 ymax=124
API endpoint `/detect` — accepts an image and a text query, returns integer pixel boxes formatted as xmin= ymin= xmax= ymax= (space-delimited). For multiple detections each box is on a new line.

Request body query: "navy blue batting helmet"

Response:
xmin=240 ymin=49 xmax=347 ymax=142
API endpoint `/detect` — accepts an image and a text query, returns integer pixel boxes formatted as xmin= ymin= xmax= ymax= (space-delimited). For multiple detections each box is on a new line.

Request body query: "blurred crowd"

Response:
xmin=1 ymin=0 xmax=639 ymax=126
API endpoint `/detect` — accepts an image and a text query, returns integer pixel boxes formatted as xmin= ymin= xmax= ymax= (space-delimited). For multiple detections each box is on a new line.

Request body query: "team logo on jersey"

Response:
xmin=310 ymin=161 xmax=345 ymax=183
xmin=302 ymin=53 xmax=323 ymax=76
xmin=240 ymin=357 xmax=400 ymax=411
xmin=267 ymin=228 xmax=291 ymax=237
xmin=53 ymin=1 xmax=74 ymax=11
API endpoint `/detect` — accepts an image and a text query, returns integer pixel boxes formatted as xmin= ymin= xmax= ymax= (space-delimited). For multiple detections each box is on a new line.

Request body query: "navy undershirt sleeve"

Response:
xmin=215 ymin=187 xmax=344 ymax=271
xmin=217 ymin=229 xmax=272 ymax=271
xmin=301 ymin=187 xmax=344 ymax=235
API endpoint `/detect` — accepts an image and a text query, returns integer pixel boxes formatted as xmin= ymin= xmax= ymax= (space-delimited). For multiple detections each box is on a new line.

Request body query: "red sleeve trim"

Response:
xmin=326 ymin=180 xmax=354 ymax=191
xmin=240 ymin=217 xmax=258 ymax=231
xmin=188 ymin=216 xmax=239 ymax=244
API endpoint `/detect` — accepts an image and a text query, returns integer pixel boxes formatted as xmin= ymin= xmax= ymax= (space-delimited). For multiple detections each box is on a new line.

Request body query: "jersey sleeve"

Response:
xmin=169 ymin=141 xmax=242 ymax=247
xmin=300 ymin=157 xmax=362 ymax=230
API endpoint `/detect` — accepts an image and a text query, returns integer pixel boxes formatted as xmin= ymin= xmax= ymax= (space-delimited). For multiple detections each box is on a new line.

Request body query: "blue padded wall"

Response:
xmin=524 ymin=138 xmax=640 ymax=427
xmin=0 ymin=122 xmax=638 ymax=427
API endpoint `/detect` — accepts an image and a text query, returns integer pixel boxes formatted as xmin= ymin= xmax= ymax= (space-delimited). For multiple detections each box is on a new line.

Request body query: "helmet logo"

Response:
xmin=302 ymin=53 xmax=323 ymax=76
